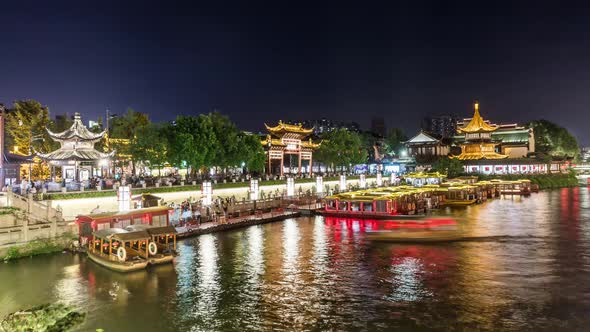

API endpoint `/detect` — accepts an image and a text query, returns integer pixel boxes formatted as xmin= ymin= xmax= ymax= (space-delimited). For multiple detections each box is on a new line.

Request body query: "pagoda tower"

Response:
xmin=451 ymin=102 xmax=508 ymax=160
xmin=262 ymin=121 xmax=320 ymax=176
xmin=37 ymin=112 xmax=115 ymax=182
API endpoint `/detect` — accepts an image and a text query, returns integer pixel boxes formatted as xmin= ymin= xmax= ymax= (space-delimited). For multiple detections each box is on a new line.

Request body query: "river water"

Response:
xmin=1 ymin=187 xmax=589 ymax=331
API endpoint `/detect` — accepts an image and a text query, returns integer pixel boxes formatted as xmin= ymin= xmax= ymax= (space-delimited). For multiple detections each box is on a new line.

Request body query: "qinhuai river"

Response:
xmin=1 ymin=187 xmax=590 ymax=331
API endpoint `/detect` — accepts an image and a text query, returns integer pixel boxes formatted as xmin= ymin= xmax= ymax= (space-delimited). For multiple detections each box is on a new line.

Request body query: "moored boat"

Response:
xmin=125 ymin=224 xmax=178 ymax=265
xmin=87 ymin=229 xmax=150 ymax=272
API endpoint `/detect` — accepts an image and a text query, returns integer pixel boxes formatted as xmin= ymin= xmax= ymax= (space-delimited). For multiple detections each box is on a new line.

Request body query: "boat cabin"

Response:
xmin=76 ymin=206 xmax=173 ymax=244
xmin=125 ymin=224 xmax=178 ymax=253
xmin=89 ymin=229 xmax=151 ymax=265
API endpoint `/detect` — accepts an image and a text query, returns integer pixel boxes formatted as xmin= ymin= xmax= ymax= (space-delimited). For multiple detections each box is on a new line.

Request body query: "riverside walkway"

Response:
xmin=176 ymin=209 xmax=302 ymax=238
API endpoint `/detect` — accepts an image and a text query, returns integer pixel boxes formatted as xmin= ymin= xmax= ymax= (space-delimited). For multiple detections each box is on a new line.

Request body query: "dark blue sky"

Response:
xmin=1 ymin=1 xmax=590 ymax=145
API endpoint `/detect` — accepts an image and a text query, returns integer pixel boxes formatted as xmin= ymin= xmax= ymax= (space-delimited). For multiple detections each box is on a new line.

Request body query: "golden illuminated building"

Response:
xmin=451 ymin=102 xmax=509 ymax=160
xmin=262 ymin=121 xmax=320 ymax=176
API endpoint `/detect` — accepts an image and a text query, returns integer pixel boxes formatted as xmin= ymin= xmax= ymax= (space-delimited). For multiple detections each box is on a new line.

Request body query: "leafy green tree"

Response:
xmin=109 ymin=108 xmax=151 ymax=171
xmin=165 ymin=115 xmax=217 ymax=176
xmin=315 ymin=128 xmax=367 ymax=172
xmin=384 ymin=128 xmax=407 ymax=156
xmin=238 ymin=132 xmax=266 ymax=174
xmin=130 ymin=123 xmax=168 ymax=175
xmin=109 ymin=108 xmax=150 ymax=139
xmin=432 ymin=158 xmax=464 ymax=178
xmin=208 ymin=112 xmax=240 ymax=173
xmin=5 ymin=100 xmax=53 ymax=154
xmin=528 ymin=120 xmax=580 ymax=160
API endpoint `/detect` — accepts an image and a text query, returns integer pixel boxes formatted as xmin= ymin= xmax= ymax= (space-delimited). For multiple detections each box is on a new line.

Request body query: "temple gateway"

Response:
xmin=37 ymin=112 xmax=114 ymax=182
xmin=261 ymin=121 xmax=320 ymax=176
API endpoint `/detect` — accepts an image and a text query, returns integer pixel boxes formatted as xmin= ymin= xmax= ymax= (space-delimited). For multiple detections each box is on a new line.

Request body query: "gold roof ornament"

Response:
xmin=264 ymin=121 xmax=314 ymax=135
xmin=457 ymin=101 xmax=499 ymax=133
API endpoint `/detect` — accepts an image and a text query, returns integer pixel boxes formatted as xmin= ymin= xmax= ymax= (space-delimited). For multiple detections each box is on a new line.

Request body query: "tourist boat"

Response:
xmin=322 ymin=188 xmax=429 ymax=219
xmin=497 ymin=180 xmax=531 ymax=196
xmin=125 ymin=224 xmax=177 ymax=265
xmin=366 ymin=218 xmax=462 ymax=242
xmin=87 ymin=228 xmax=150 ymax=272
xmin=439 ymin=185 xmax=479 ymax=206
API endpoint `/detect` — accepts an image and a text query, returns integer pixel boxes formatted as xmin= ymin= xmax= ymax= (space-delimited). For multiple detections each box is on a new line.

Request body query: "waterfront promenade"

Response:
xmin=49 ymin=177 xmax=372 ymax=220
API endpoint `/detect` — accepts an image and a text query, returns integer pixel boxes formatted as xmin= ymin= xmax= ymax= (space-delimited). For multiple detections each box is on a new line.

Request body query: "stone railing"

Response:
xmin=0 ymin=190 xmax=71 ymax=247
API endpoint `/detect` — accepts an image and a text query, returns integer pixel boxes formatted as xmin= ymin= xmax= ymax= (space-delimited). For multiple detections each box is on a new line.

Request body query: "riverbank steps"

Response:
xmin=477 ymin=172 xmax=579 ymax=189
xmin=1 ymin=233 xmax=76 ymax=262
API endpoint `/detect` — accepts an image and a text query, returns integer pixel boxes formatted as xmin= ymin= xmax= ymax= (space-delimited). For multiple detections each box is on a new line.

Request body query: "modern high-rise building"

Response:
xmin=421 ymin=114 xmax=460 ymax=139
xmin=286 ymin=118 xmax=360 ymax=135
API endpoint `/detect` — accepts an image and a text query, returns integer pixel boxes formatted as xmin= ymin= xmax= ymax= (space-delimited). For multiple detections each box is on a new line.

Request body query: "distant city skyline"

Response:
xmin=1 ymin=1 xmax=589 ymax=144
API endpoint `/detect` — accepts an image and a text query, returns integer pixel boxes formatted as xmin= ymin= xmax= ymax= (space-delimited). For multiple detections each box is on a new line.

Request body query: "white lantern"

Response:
xmin=202 ymin=181 xmax=212 ymax=206
xmin=250 ymin=179 xmax=259 ymax=201
xmin=339 ymin=175 xmax=347 ymax=192
xmin=376 ymin=172 xmax=383 ymax=186
xmin=359 ymin=174 xmax=366 ymax=189
xmin=390 ymin=173 xmax=396 ymax=185
xmin=287 ymin=177 xmax=295 ymax=196
xmin=316 ymin=176 xmax=323 ymax=194
xmin=117 ymin=185 xmax=131 ymax=211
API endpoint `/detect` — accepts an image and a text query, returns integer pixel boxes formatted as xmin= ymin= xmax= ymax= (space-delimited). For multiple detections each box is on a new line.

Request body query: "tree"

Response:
xmin=165 ymin=115 xmax=217 ymax=176
xmin=130 ymin=123 xmax=168 ymax=175
xmin=109 ymin=108 xmax=151 ymax=172
xmin=315 ymin=128 xmax=367 ymax=172
xmin=432 ymin=158 xmax=464 ymax=178
xmin=238 ymin=133 xmax=266 ymax=174
xmin=384 ymin=128 xmax=407 ymax=156
xmin=208 ymin=112 xmax=240 ymax=173
xmin=109 ymin=108 xmax=150 ymax=139
xmin=5 ymin=100 xmax=53 ymax=154
xmin=528 ymin=120 xmax=580 ymax=160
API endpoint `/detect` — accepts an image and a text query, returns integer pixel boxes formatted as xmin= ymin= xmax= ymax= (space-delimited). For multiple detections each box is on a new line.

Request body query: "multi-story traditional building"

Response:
xmin=452 ymin=102 xmax=544 ymax=174
xmin=37 ymin=112 xmax=114 ymax=182
xmin=455 ymin=111 xmax=534 ymax=159
xmin=261 ymin=121 xmax=320 ymax=176
xmin=405 ymin=131 xmax=450 ymax=158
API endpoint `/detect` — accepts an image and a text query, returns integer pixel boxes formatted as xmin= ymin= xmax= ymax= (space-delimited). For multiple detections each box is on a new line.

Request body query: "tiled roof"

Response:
xmin=47 ymin=112 xmax=106 ymax=142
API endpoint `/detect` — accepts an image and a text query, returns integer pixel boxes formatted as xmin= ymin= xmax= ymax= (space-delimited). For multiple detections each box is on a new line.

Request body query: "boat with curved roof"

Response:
xmin=87 ymin=228 xmax=150 ymax=272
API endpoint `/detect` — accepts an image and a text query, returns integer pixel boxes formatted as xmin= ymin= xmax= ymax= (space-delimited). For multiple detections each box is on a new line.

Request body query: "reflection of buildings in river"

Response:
xmin=175 ymin=234 xmax=220 ymax=326
xmin=311 ymin=216 xmax=328 ymax=276
xmin=282 ymin=218 xmax=300 ymax=277
xmin=245 ymin=225 xmax=265 ymax=284
xmin=79 ymin=256 xmax=178 ymax=308
xmin=385 ymin=246 xmax=451 ymax=303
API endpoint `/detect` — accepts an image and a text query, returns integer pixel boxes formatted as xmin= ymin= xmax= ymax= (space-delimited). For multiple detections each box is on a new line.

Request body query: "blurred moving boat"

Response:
xmin=366 ymin=218 xmax=462 ymax=243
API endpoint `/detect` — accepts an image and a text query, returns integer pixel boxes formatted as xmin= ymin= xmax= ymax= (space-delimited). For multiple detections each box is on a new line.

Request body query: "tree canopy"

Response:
xmin=315 ymin=128 xmax=367 ymax=171
xmin=432 ymin=158 xmax=464 ymax=178
xmin=528 ymin=120 xmax=579 ymax=160
xmin=384 ymin=128 xmax=407 ymax=156
xmin=5 ymin=100 xmax=53 ymax=154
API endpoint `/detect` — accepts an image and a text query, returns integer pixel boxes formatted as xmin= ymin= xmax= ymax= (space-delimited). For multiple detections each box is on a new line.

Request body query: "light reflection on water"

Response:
xmin=1 ymin=187 xmax=590 ymax=331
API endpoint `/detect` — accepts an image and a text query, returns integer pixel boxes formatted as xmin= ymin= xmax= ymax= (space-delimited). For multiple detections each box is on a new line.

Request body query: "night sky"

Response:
xmin=1 ymin=1 xmax=589 ymax=144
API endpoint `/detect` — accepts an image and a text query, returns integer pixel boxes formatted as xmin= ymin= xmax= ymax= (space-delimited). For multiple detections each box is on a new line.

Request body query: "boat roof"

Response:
xmin=77 ymin=206 xmax=172 ymax=222
xmin=93 ymin=228 xmax=150 ymax=241
xmin=146 ymin=225 xmax=177 ymax=236
xmin=124 ymin=224 xmax=177 ymax=235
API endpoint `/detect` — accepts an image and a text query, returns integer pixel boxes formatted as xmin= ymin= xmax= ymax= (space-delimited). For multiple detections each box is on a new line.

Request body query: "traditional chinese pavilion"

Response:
xmin=451 ymin=102 xmax=509 ymax=161
xmin=37 ymin=112 xmax=114 ymax=182
xmin=261 ymin=121 xmax=320 ymax=175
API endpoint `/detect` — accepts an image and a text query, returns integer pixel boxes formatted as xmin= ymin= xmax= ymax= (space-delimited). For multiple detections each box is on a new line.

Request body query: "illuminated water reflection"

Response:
xmin=0 ymin=187 xmax=589 ymax=331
